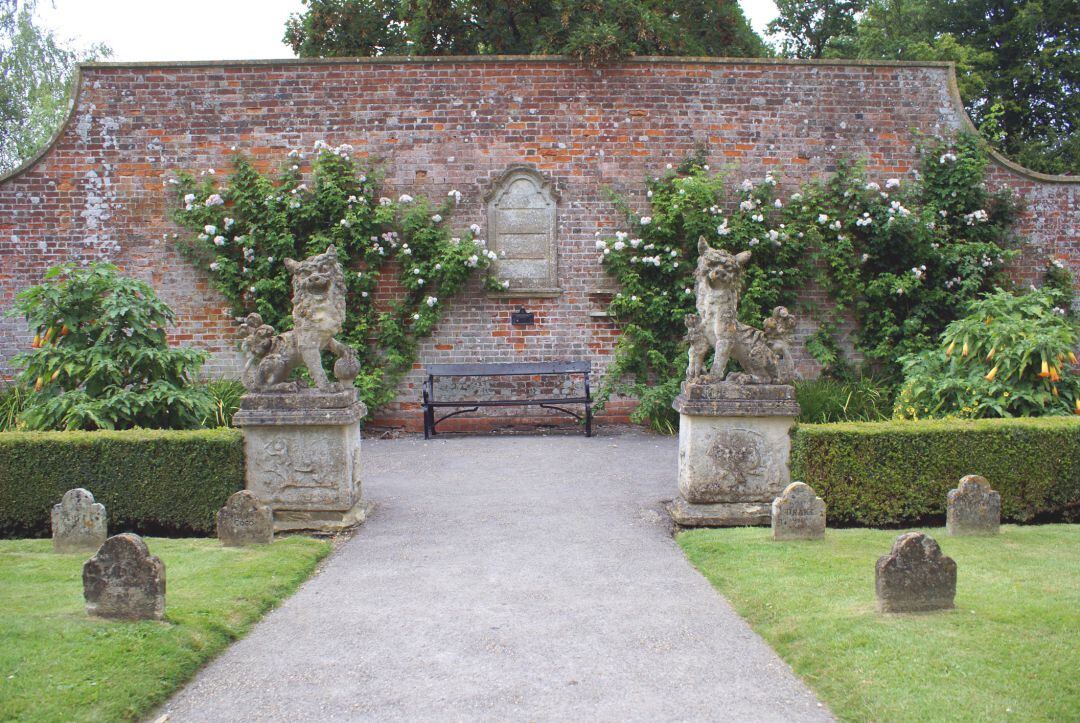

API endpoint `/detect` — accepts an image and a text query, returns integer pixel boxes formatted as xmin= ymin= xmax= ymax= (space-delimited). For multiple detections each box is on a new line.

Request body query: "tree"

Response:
xmin=284 ymin=0 xmax=766 ymax=65
xmin=0 ymin=0 xmax=108 ymax=174
xmin=767 ymin=0 xmax=866 ymax=59
xmin=788 ymin=0 xmax=1078 ymax=176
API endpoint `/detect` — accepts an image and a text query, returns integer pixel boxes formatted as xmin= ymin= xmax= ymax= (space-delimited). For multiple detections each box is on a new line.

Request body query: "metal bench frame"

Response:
xmin=422 ymin=361 xmax=592 ymax=438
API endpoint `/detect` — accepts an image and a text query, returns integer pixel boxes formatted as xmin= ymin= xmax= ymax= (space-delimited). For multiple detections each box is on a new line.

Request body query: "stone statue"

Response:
xmin=685 ymin=237 xmax=798 ymax=385
xmin=237 ymin=245 xmax=360 ymax=392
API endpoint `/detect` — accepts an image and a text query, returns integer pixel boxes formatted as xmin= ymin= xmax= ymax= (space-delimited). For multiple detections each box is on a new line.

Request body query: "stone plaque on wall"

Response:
xmin=486 ymin=166 xmax=559 ymax=294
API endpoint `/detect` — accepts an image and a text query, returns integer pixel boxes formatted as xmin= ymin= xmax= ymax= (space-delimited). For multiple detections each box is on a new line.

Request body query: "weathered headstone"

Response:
xmin=82 ymin=533 xmax=165 ymax=620
xmin=946 ymin=475 xmax=1001 ymax=536
xmin=51 ymin=488 xmax=107 ymax=553
xmin=217 ymin=490 xmax=274 ymax=546
xmin=771 ymin=481 xmax=826 ymax=540
xmin=875 ymin=532 xmax=956 ymax=613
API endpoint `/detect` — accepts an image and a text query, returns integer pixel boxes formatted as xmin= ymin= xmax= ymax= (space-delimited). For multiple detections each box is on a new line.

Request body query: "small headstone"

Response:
xmin=875 ymin=532 xmax=956 ymax=613
xmin=82 ymin=533 xmax=165 ymax=620
xmin=771 ymin=481 xmax=826 ymax=540
xmin=217 ymin=490 xmax=274 ymax=546
xmin=947 ymin=475 xmax=1001 ymax=536
xmin=51 ymin=488 xmax=107 ymax=553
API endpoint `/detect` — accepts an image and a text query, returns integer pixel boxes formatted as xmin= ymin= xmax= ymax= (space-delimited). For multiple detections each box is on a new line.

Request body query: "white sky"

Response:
xmin=37 ymin=0 xmax=780 ymax=63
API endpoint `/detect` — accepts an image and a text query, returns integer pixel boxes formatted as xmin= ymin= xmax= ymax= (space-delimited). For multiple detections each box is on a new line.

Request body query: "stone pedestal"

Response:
xmin=669 ymin=381 xmax=800 ymax=527
xmin=233 ymin=389 xmax=370 ymax=534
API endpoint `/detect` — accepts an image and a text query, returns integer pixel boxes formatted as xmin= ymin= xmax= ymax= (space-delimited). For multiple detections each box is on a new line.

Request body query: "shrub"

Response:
xmin=791 ymin=417 xmax=1080 ymax=526
xmin=4 ymin=263 xmax=213 ymax=430
xmin=171 ymin=143 xmax=497 ymax=415
xmin=0 ymin=428 xmax=244 ymax=538
xmin=200 ymin=379 xmax=245 ymax=428
xmin=896 ymin=284 xmax=1079 ymax=419
xmin=0 ymin=381 xmax=27 ymax=432
xmin=798 ymin=132 xmax=1022 ymax=378
xmin=794 ymin=376 xmax=893 ymax=423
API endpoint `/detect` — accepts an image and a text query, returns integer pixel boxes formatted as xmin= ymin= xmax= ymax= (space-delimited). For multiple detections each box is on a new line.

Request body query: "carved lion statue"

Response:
xmin=237 ymin=245 xmax=360 ymax=392
xmin=686 ymin=237 xmax=799 ymax=385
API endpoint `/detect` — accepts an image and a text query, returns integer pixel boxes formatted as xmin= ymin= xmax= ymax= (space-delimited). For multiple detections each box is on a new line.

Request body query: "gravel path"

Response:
xmin=161 ymin=429 xmax=832 ymax=722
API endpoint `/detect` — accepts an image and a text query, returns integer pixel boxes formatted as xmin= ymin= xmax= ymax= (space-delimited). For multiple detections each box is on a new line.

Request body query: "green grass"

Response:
xmin=679 ymin=525 xmax=1079 ymax=722
xmin=0 ymin=536 xmax=331 ymax=722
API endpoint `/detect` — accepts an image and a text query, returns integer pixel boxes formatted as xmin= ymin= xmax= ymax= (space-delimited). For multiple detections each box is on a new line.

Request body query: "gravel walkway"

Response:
xmin=161 ymin=429 xmax=831 ymax=721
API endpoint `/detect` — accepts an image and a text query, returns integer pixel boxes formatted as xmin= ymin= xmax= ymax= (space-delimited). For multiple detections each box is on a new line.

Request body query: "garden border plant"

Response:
xmin=594 ymin=133 xmax=1069 ymax=430
xmin=170 ymin=141 xmax=501 ymax=414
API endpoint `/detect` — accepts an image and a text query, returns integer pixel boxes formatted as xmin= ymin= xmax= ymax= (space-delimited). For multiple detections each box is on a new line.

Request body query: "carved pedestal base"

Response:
xmin=670 ymin=381 xmax=800 ymax=528
xmin=233 ymin=389 xmax=368 ymax=534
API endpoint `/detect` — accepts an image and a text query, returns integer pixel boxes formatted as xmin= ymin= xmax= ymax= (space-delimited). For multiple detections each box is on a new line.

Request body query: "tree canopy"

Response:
xmin=0 ymin=0 xmax=108 ymax=174
xmin=284 ymin=0 xmax=767 ymax=65
xmin=769 ymin=0 xmax=1080 ymax=175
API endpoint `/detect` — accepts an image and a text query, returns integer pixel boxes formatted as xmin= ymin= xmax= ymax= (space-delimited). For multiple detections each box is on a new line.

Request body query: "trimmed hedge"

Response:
xmin=0 ymin=429 xmax=244 ymax=538
xmin=791 ymin=417 xmax=1080 ymax=526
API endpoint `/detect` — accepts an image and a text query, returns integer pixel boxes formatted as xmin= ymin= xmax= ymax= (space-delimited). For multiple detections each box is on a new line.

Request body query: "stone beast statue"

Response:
xmin=237 ymin=245 xmax=360 ymax=392
xmin=686 ymin=237 xmax=798 ymax=385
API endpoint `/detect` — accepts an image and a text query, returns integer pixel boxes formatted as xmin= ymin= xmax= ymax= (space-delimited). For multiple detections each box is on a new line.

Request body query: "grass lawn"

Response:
xmin=679 ymin=524 xmax=1079 ymax=722
xmin=0 ymin=536 xmax=331 ymax=722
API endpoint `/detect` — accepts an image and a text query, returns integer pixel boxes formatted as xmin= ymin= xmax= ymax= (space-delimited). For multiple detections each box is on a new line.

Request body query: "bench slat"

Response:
xmin=426 ymin=361 xmax=590 ymax=376
xmin=426 ymin=397 xmax=590 ymax=407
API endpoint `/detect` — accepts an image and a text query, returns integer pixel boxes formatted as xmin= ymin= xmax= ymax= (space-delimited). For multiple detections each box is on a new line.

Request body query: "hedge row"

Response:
xmin=0 ymin=429 xmax=244 ymax=538
xmin=791 ymin=417 xmax=1080 ymax=526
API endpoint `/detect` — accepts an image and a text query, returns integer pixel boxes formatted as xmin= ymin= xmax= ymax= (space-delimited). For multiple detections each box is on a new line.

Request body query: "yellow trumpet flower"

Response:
xmin=1039 ymin=359 xmax=1050 ymax=378
xmin=986 ymin=347 xmax=996 ymax=361
xmin=984 ymin=365 xmax=999 ymax=381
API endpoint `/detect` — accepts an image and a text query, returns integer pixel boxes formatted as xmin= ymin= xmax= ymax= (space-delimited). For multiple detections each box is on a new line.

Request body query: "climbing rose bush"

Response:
xmin=594 ymin=154 xmax=808 ymax=433
xmin=171 ymin=142 xmax=500 ymax=412
xmin=792 ymin=132 xmax=1023 ymax=377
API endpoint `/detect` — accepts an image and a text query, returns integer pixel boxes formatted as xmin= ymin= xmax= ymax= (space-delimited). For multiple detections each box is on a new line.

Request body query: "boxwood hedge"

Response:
xmin=791 ymin=417 xmax=1080 ymax=526
xmin=0 ymin=429 xmax=244 ymax=538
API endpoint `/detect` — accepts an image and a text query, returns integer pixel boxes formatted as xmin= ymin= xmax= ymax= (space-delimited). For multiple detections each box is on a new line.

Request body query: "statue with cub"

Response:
xmin=237 ymin=245 xmax=360 ymax=392
xmin=685 ymin=237 xmax=798 ymax=385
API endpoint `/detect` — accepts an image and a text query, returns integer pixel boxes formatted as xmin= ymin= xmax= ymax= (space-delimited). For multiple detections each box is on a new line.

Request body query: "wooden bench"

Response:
xmin=422 ymin=361 xmax=592 ymax=438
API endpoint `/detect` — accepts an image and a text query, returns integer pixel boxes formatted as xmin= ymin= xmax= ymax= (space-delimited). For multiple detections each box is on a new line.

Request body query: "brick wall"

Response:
xmin=0 ymin=57 xmax=1076 ymax=431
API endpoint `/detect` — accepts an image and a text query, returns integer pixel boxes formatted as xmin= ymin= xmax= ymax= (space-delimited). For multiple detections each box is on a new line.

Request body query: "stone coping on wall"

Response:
xmin=1 ymin=55 xmax=1077 ymax=187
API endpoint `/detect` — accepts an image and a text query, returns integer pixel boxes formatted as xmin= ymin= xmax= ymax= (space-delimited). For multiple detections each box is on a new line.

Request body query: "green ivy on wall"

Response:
xmin=171 ymin=142 xmax=501 ymax=413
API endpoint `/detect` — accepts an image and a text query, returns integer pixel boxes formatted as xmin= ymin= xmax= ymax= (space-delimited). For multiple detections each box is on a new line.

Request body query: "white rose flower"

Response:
xmin=640 ymin=216 xmax=652 ymax=225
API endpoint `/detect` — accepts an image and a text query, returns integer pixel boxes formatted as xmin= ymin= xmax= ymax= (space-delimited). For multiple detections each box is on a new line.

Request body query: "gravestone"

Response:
xmin=51 ymin=488 xmax=107 ymax=553
xmin=875 ymin=532 xmax=956 ymax=613
xmin=217 ymin=490 xmax=274 ymax=546
xmin=83 ymin=533 xmax=165 ymax=620
xmin=946 ymin=475 xmax=1001 ymax=536
xmin=771 ymin=482 xmax=826 ymax=540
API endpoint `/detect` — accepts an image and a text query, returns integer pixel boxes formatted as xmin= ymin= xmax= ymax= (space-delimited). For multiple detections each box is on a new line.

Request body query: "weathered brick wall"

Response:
xmin=1 ymin=57 xmax=1076 ymax=431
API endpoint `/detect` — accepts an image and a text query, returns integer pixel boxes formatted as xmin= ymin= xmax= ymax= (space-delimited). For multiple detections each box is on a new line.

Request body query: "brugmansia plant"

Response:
xmin=5 ymin=263 xmax=214 ymax=430
xmin=170 ymin=142 xmax=497 ymax=413
xmin=895 ymin=284 xmax=1079 ymax=419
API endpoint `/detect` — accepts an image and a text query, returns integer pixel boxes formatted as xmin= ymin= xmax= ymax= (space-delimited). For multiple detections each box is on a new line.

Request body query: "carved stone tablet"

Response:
xmin=875 ymin=532 xmax=956 ymax=613
xmin=51 ymin=488 xmax=107 ymax=553
xmin=486 ymin=166 xmax=558 ymax=293
xmin=771 ymin=482 xmax=826 ymax=540
xmin=946 ymin=475 xmax=1001 ymax=536
xmin=217 ymin=490 xmax=274 ymax=546
xmin=83 ymin=534 xmax=165 ymax=620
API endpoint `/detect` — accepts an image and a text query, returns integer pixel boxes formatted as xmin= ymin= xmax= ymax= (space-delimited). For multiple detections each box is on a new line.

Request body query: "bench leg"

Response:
xmin=585 ymin=403 xmax=593 ymax=437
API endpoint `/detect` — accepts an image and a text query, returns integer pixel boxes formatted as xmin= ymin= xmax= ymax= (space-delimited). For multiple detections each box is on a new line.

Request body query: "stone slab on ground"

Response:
xmin=161 ymin=430 xmax=832 ymax=721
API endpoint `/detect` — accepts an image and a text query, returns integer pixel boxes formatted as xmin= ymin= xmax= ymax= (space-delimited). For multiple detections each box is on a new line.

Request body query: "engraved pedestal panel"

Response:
xmin=233 ymin=389 xmax=369 ymax=533
xmin=669 ymin=381 xmax=800 ymax=527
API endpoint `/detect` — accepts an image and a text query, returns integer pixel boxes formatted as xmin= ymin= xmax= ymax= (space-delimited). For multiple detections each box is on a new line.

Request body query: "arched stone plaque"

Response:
xmin=485 ymin=166 xmax=559 ymax=294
